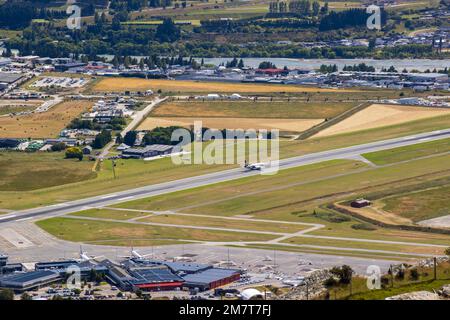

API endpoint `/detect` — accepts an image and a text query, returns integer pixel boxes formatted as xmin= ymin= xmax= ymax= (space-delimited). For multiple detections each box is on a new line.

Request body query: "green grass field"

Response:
xmin=363 ymin=138 xmax=450 ymax=165
xmin=71 ymin=208 xmax=310 ymax=233
xmin=0 ymin=152 xmax=96 ymax=192
xmin=35 ymin=151 xmax=450 ymax=256
xmin=151 ymin=100 xmax=357 ymax=119
xmin=379 ymin=184 xmax=450 ymax=222
xmin=36 ymin=217 xmax=278 ymax=244
xmin=1 ymin=110 xmax=449 ymax=212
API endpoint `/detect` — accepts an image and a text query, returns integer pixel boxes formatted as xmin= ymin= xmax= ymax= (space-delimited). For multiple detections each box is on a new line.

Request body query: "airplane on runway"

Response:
xmin=243 ymin=161 xmax=267 ymax=171
xmin=120 ymin=248 xmax=155 ymax=260
xmin=78 ymin=246 xmax=104 ymax=262
xmin=172 ymin=256 xmax=194 ymax=262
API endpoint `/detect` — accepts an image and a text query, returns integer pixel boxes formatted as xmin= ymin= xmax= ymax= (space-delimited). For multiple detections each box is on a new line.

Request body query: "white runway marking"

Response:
xmin=0 ymin=214 xmax=16 ymax=220
xmin=100 ymin=194 xmax=117 ymax=199
xmin=118 ymin=196 xmax=135 ymax=201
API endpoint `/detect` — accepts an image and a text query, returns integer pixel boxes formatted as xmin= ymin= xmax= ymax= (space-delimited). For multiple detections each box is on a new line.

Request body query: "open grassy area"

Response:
xmin=363 ymin=138 xmax=450 ymax=165
xmin=0 ymin=155 xmax=234 ymax=211
xmin=0 ymin=152 xmax=96 ymax=191
xmin=348 ymin=279 xmax=450 ymax=300
xmin=138 ymin=117 xmax=323 ymax=133
xmin=281 ymin=236 xmax=445 ymax=255
xmin=229 ymin=243 xmax=424 ymax=261
xmin=0 ymin=100 xmax=91 ymax=138
xmin=111 ymin=153 xmax=450 ymax=248
xmin=70 ymin=208 xmax=309 ymax=233
xmin=178 ymin=154 xmax=450 ymax=217
xmin=282 ymin=112 xmax=450 ymax=158
xmin=113 ymin=159 xmax=368 ymax=212
xmin=379 ymin=184 xmax=450 ymax=223
xmin=0 ymin=103 xmax=40 ymax=116
xmin=71 ymin=208 xmax=151 ymax=221
xmin=150 ymin=100 xmax=356 ymax=119
xmin=92 ymin=78 xmax=361 ymax=94
xmin=36 ymin=217 xmax=278 ymax=244
xmin=2 ymin=108 xmax=450 ymax=212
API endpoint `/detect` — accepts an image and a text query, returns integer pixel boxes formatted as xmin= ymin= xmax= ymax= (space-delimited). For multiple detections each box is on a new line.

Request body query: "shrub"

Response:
xmin=65 ymin=147 xmax=83 ymax=161
xmin=351 ymin=223 xmax=376 ymax=231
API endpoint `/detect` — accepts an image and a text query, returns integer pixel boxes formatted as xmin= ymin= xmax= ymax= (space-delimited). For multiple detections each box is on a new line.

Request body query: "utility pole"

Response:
xmin=306 ymin=280 xmax=309 ymax=301
xmin=111 ymin=159 xmax=117 ymax=179
xmin=273 ymin=249 xmax=277 ymax=267
xmin=434 ymin=257 xmax=437 ymax=280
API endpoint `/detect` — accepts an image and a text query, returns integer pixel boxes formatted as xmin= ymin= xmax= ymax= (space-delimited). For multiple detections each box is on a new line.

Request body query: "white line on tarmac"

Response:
xmin=100 ymin=194 xmax=117 ymax=199
xmin=118 ymin=196 xmax=135 ymax=201
xmin=0 ymin=215 xmax=16 ymax=220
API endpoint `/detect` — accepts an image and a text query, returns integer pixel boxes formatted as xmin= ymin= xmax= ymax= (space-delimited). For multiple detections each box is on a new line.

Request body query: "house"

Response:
xmin=117 ymin=143 xmax=130 ymax=151
xmin=121 ymin=144 xmax=174 ymax=159
xmin=45 ymin=138 xmax=78 ymax=147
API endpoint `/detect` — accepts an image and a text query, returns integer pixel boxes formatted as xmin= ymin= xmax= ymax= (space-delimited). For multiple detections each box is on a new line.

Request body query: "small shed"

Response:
xmin=350 ymin=198 xmax=371 ymax=208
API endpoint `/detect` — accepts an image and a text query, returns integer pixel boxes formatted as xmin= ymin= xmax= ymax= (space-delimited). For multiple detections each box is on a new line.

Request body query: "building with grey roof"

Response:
xmin=0 ymin=271 xmax=61 ymax=292
xmin=121 ymin=144 xmax=174 ymax=159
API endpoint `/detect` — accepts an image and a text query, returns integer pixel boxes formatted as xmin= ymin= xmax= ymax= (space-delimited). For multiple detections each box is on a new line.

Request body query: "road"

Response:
xmin=97 ymin=96 xmax=167 ymax=159
xmin=1 ymin=128 xmax=449 ymax=224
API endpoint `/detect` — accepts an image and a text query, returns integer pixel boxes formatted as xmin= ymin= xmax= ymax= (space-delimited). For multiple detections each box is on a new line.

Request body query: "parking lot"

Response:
xmin=32 ymin=77 xmax=88 ymax=89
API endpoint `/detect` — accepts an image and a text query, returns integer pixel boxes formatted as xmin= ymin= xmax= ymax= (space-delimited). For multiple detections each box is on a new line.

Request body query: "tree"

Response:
xmin=21 ymin=292 xmax=32 ymax=300
xmin=92 ymin=130 xmax=112 ymax=149
xmin=258 ymin=61 xmax=276 ymax=69
xmin=0 ymin=289 xmax=14 ymax=300
xmin=330 ymin=265 xmax=353 ymax=284
xmin=155 ymin=19 xmax=180 ymax=42
xmin=312 ymin=1 xmax=320 ymax=16
xmin=124 ymin=131 xmax=137 ymax=146
xmin=65 ymin=147 xmax=83 ymax=161
xmin=409 ymin=268 xmax=420 ymax=281
xmin=51 ymin=142 xmax=66 ymax=152
xmin=445 ymin=247 xmax=450 ymax=257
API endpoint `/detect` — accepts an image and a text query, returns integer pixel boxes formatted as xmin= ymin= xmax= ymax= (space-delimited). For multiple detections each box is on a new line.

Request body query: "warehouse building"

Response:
xmin=121 ymin=144 xmax=174 ymax=159
xmin=0 ymin=72 xmax=24 ymax=85
xmin=0 ymin=271 xmax=61 ymax=292
xmin=182 ymin=268 xmax=241 ymax=291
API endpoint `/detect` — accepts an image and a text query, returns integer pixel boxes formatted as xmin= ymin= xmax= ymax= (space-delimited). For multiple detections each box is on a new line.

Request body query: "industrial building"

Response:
xmin=0 ymin=255 xmax=242 ymax=294
xmin=182 ymin=268 xmax=241 ymax=291
xmin=121 ymin=145 xmax=175 ymax=159
xmin=0 ymin=72 xmax=24 ymax=85
xmin=0 ymin=271 xmax=61 ymax=292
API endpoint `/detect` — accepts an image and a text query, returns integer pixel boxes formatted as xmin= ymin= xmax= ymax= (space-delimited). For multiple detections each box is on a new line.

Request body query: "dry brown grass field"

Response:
xmin=92 ymin=77 xmax=361 ymax=94
xmin=314 ymin=104 xmax=450 ymax=137
xmin=0 ymin=100 xmax=91 ymax=138
xmin=138 ymin=116 xmax=323 ymax=132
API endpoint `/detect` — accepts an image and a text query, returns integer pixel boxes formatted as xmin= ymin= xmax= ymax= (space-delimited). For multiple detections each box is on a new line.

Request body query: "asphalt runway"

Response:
xmin=1 ymin=128 xmax=449 ymax=224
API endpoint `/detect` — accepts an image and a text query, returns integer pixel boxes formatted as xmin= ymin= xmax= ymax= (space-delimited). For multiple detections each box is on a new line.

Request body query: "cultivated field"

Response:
xmin=0 ymin=100 xmax=91 ymax=138
xmin=151 ymin=100 xmax=356 ymax=119
xmin=92 ymin=78 xmax=360 ymax=94
xmin=314 ymin=104 xmax=450 ymax=137
xmin=138 ymin=116 xmax=323 ymax=132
